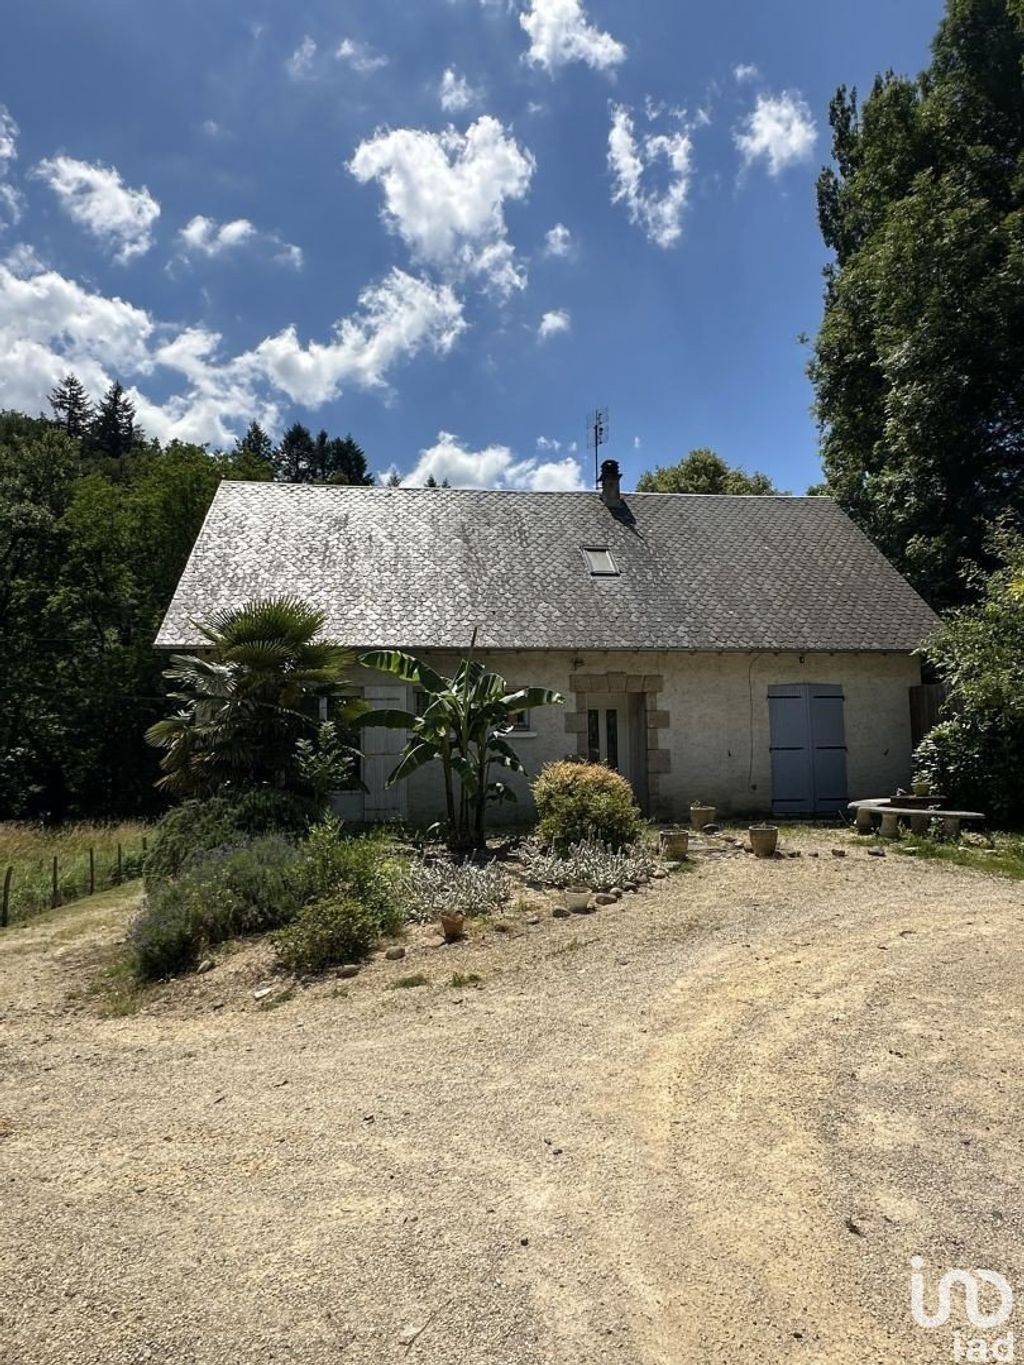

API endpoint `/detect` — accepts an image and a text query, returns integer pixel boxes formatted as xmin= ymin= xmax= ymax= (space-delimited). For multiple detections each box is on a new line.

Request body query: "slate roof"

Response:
xmin=155 ymin=482 xmax=938 ymax=653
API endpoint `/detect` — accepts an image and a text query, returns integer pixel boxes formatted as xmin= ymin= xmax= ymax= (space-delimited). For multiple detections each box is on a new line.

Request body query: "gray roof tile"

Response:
xmin=155 ymin=483 xmax=939 ymax=652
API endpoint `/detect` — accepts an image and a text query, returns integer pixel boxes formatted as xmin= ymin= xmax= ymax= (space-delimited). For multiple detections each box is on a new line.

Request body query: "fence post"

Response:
xmin=51 ymin=855 xmax=59 ymax=909
xmin=89 ymin=847 xmax=95 ymax=896
xmin=1 ymin=866 xmax=11 ymax=929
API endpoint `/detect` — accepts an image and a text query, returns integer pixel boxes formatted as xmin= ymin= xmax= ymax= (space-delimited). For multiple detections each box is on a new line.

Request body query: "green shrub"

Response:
xmin=402 ymin=857 xmax=511 ymax=923
xmin=128 ymin=883 xmax=198 ymax=979
xmin=228 ymin=787 xmax=322 ymax=837
xmin=302 ymin=821 xmax=406 ymax=935
xmin=130 ymin=836 xmax=306 ymax=979
xmin=532 ymin=761 xmax=643 ymax=850
xmin=273 ymin=896 xmax=379 ymax=973
xmin=519 ymin=836 xmax=657 ymax=889
xmin=143 ymin=798 xmax=244 ymax=889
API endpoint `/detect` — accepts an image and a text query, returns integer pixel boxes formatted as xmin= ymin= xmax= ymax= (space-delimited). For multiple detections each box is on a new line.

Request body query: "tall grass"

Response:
xmin=0 ymin=822 xmax=150 ymax=924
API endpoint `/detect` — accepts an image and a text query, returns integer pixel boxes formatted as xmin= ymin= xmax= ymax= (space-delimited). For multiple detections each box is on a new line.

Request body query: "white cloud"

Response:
xmin=608 ymin=104 xmax=693 ymax=248
xmin=286 ymin=35 xmax=318 ymax=80
xmin=240 ymin=268 xmax=465 ymax=405
xmin=336 ymin=38 xmax=389 ymax=73
xmin=2 ymin=242 xmax=45 ymax=276
xmin=349 ymin=116 xmax=535 ymax=298
xmin=33 ymin=156 xmax=160 ymax=262
xmin=733 ymin=63 xmax=759 ymax=83
xmin=538 ymin=308 xmax=570 ymax=340
xmin=177 ymin=215 xmax=304 ymax=268
xmin=633 ymin=435 xmax=641 ymax=449
xmin=0 ymin=263 xmax=465 ymax=444
xmin=536 ymin=435 xmax=561 ymax=451
xmin=734 ymin=90 xmax=817 ymax=176
xmin=403 ymin=430 xmax=586 ymax=490
xmin=543 ymin=222 xmax=573 ymax=257
xmin=439 ymin=67 xmax=480 ymax=113
xmin=179 ymin=215 xmax=256 ymax=257
xmin=520 ymin=0 xmax=626 ymax=73
xmin=0 ymin=106 xmax=18 ymax=174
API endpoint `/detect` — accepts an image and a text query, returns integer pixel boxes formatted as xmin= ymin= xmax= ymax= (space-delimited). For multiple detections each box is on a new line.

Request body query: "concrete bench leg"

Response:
xmin=855 ymin=807 xmax=875 ymax=834
xmin=910 ymin=814 xmax=930 ymax=836
xmin=940 ymin=815 xmax=961 ymax=841
xmin=879 ymin=811 xmax=901 ymax=838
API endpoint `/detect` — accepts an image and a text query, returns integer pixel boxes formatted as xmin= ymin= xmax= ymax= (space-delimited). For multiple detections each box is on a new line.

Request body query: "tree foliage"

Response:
xmin=636 ymin=448 xmax=779 ymax=495
xmin=357 ymin=646 xmax=563 ymax=851
xmin=0 ymin=375 xmax=375 ymax=821
xmin=146 ymin=597 xmax=362 ymax=801
xmin=914 ymin=531 xmax=1024 ymax=825
xmin=272 ymin=422 xmax=373 ymax=485
xmin=811 ymin=0 xmax=1024 ymax=608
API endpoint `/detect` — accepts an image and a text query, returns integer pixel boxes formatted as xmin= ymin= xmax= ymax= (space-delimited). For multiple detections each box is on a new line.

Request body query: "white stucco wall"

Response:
xmin=344 ymin=649 xmax=922 ymax=824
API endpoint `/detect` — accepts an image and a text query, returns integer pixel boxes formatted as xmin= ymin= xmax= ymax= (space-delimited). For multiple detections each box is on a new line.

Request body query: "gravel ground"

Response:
xmin=1 ymin=831 xmax=1022 ymax=1365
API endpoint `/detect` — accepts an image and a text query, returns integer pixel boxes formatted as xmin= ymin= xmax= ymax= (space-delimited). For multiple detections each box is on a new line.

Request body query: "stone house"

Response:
xmin=156 ymin=463 xmax=938 ymax=822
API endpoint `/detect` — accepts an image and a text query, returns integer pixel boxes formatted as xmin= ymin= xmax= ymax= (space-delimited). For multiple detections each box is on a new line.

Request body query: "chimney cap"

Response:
xmin=599 ymin=458 xmax=623 ymax=508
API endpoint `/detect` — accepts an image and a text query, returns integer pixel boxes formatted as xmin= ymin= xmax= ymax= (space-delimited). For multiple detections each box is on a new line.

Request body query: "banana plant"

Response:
xmin=357 ymin=644 xmax=563 ymax=852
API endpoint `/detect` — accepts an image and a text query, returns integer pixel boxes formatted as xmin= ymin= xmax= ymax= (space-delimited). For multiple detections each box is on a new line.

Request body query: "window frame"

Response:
xmin=581 ymin=545 xmax=620 ymax=577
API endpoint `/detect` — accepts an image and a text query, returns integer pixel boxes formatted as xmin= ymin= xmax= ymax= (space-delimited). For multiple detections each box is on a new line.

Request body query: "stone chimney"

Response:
xmin=599 ymin=458 xmax=623 ymax=509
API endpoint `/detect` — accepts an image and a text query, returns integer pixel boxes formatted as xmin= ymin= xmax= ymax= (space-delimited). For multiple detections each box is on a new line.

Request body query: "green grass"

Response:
xmin=889 ymin=832 xmax=1024 ymax=880
xmin=449 ymin=971 xmax=483 ymax=988
xmin=394 ymin=973 xmax=430 ymax=989
xmin=0 ymin=821 xmax=150 ymax=924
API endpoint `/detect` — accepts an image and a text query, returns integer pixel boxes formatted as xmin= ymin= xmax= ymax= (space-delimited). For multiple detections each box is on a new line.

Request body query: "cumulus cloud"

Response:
xmin=179 ymin=216 xmax=256 ymax=257
xmin=543 ymin=222 xmax=573 ymax=257
xmin=608 ymin=104 xmax=694 ymax=248
xmin=336 ymin=38 xmax=389 ymax=73
xmin=538 ymin=308 xmax=570 ymax=340
xmin=286 ymin=35 xmax=318 ymax=80
xmin=33 ymin=156 xmax=160 ymax=262
xmin=0 ymin=263 xmax=465 ymax=445
xmin=733 ymin=63 xmax=759 ymax=83
xmin=177 ymin=215 xmax=304 ymax=268
xmin=349 ymin=115 xmax=535 ymax=298
xmin=0 ymin=105 xmax=24 ymax=228
xmin=734 ymin=91 xmax=817 ymax=175
xmin=439 ymin=67 xmax=480 ymax=113
xmin=520 ymin=0 xmax=626 ymax=74
xmin=536 ymin=435 xmax=561 ymax=451
xmin=402 ymin=430 xmax=586 ymax=490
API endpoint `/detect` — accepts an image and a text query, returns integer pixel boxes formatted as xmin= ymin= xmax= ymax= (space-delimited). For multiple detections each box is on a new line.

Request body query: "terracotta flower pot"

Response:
xmin=565 ymin=887 xmax=592 ymax=913
xmin=690 ymin=804 xmax=716 ymax=832
xmin=749 ymin=824 xmax=779 ymax=859
xmin=661 ymin=829 xmax=690 ymax=860
xmin=439 ymin=912 xmax=465 ymax=943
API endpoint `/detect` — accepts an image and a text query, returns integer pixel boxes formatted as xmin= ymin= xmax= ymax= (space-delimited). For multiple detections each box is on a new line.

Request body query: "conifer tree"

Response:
xmin=48 ymin=374 xmax=94 ymax=441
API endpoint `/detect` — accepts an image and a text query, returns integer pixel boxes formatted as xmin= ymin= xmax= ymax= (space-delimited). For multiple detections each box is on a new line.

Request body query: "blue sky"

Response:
xmin=0 ymin=0 xmax=943 ymax=491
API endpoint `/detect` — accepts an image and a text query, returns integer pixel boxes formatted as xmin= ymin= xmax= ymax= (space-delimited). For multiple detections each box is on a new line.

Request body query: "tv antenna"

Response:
xmin=588 ymin=408 xmax=609 ymax=488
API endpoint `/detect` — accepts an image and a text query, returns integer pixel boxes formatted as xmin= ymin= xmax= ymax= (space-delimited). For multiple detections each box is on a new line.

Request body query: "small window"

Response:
xmin=508 ymin=709 xmax=531 ymax=733
xmin=582 ymin=546 xmax=619 ymax=576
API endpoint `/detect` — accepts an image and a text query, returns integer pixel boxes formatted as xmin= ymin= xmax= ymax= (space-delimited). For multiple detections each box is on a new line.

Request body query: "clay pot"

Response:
xmin=661 ymin=829 xmax=690 ymax=860
xmin=690 ymin=803 xmax=716 ymax=832
xmin=564 ymin=887 xmax=592 ymax=913
xmin=749 ymin=824 xmax=779 ymax=859
xmin=439 ymin=911 xmax=465 ymax=943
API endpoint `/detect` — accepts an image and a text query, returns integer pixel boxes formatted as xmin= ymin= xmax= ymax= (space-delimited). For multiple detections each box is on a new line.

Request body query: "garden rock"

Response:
xmin=867 ymin=847 xmax=887 ymax=858
xmin=336 ymin=964 xmax=360 ymax=979
xmin=609 ymin=886 xmax=624 ymax=898
xmin=526 ymin=914 xmax=540 ymax=925
xmin=623 ymin=881 xmax=638 ymax=893
xmin=196 ymin=959 xmax=214 ymax=975
xmin=252 ymin=987 xmax=273 ymax=1001
xmin=385 ymin=946 xmax=406 ymax=961
xmin=653 ymin=869 xmax=668 ymax=879
xmin=552 ymin=905 xmax=571 ymax=919
xmin=595 ymin=893 xmax=617 ymax=906
xmin=831 ymin=849 xmax=847 ymax=859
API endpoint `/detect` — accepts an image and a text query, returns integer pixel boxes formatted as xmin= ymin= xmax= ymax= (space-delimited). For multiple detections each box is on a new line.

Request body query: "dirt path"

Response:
xmin=1 ymin=836 xmax=1022 ymax=1364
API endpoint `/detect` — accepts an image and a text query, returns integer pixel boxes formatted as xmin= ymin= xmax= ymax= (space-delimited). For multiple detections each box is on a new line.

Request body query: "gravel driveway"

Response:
xmin=1 ymin=832 xmax=1022 ymax=1364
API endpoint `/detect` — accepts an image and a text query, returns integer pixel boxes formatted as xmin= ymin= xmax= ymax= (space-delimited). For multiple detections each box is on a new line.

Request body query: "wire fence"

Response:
xmin=0 ymin=837 xmax=148 ymax=929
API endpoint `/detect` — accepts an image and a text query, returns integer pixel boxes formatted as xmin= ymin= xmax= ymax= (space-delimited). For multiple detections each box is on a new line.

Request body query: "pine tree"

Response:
xmin=230 ymin=422 xmax=275 ymax=480
xmin=385 ymin=470 xmax=402 ymax=487
xmin=90 ymin=381 xmax=137 ymax=460
xmin=273 ymin=422 xmax=316 ymax=482
xmin=48 ymin=374 xmax=94 ymax=441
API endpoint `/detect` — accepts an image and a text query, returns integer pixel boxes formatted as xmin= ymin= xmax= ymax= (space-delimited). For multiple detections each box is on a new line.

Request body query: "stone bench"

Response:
xmin=848 ymin=799 xmax=985 ymax=840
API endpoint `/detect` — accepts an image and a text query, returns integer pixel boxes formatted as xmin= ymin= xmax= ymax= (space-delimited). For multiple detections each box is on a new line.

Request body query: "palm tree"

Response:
xmin=146 ymin=597 xmax=360 ymax=798
xmin=357 ymin=643 xmax=562 ymax=851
